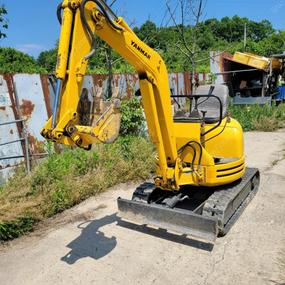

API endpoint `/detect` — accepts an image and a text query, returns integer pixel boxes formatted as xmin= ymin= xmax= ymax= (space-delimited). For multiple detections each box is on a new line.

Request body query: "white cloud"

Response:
xmin=16 ymin=44 xmax=46 ymax=54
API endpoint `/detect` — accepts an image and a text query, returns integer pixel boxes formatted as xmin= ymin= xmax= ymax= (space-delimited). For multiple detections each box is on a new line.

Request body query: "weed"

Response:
xmin=229 ymin=103 xmax=285 ymax=131
xmin=0 ymin=215 xmax=37 ymax=241
xmin=252 ymin=116 xmax=279 ymax=132
xmin=272 ymin=159 xmax=280 ymax=166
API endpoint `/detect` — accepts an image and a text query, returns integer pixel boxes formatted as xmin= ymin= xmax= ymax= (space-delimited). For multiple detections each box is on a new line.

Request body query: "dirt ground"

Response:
xmin=0 ymin=130 xmax=285 ymax=285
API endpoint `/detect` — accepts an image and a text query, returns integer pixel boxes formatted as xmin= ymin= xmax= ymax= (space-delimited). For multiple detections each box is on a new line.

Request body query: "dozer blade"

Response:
xmin=117 ymin=198 xmax=218 ymax=242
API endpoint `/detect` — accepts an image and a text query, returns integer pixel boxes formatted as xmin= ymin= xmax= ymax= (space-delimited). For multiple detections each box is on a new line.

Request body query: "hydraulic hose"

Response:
xmin=188 ymin=141 xmax=203 ymax=166
xmin=80 ymin=0 xmax=123 ymax=46
xmin=178 ymin=143 xmax=197 ymax=170
xmin=179 ymin=140 xmax=203 ymax=169
xmin=57 ymin=2 xmax=63 ymax=25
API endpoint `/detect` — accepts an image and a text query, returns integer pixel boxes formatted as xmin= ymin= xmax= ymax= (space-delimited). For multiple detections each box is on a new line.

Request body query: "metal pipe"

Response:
xmin=0 ymin=138 xmax=25 ymax=147
xmin=24 ymin=133 xmax=31 ymax=173
xmin=0 ymin=155 xmax=25 ymax=160
xmin=272 ymin=53 xmax=285 ymax=59
xmin=0 ymin=119 xmax=25 ymax=127
xmin=52 ymin=79 xmax=63 ymax=128
xmin=215 ymin=69 xmax=259 ymax=75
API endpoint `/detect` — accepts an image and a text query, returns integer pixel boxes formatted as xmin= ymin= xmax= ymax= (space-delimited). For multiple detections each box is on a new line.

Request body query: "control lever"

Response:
xmin=189 ymin=97 xmax=201 ymax=119
xmin=201 ymin=110 xmax=207 ymax=120
xmin=162 ymin=193 xmax=189 ymax=208
xmin=208 ymin=86 xmax=215 ymax=96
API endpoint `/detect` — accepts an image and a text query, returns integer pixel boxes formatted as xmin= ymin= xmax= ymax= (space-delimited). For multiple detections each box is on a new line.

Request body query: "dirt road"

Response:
xmin=1 ymin=130 xmax=285 ymax=285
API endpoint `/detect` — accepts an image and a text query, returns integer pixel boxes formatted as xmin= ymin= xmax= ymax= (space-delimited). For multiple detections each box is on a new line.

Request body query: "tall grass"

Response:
xmin=229 ymin=103 xmax=285 ymax=131
xmin=0 ymin=136 xmax=155 ymax=241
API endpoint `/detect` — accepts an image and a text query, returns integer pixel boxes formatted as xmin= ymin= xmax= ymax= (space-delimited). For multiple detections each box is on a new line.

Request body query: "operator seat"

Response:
xmin=193 ymin=84 xmax=229 ymax=124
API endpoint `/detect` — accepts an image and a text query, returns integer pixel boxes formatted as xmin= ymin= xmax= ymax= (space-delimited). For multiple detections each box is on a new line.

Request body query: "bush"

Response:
xmin=120 ymin=97 xmax=145 ymax=136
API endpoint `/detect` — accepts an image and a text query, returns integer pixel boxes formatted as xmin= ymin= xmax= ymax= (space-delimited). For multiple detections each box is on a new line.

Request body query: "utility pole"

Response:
xmin=244 ymin=23 xmax=247 ymax=51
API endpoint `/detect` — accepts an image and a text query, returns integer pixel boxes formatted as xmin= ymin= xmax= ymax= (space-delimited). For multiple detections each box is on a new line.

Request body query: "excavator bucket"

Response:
xmin=89 ymin=87 xmax=121 ymax=143
xmin=118 ymin=198 xmax=218 ymax=242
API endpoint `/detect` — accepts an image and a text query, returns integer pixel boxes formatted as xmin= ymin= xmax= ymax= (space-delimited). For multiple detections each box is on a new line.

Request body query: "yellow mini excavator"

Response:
xmin=41 ymin=0 xmax=260 ymax=242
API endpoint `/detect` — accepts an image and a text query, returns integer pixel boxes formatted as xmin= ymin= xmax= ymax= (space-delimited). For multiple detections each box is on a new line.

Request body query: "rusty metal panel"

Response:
xmin=13 ymin=74 xmax=48 ymax=155
xmin=113 ymin=73 xmax=140 ymax=98
xmin=89 ymin=72 xmax=208 ymax=98
xmin=0 ymin=75 xmax=24 ymax=183
xmin=0 ymin=71 xmax=209 ymax=184
xmin=169 ymin=72 xmax=193 ymax=95
xmin=92 ymin=74 xmax=108 ymax=98
xmin=83 ymin=75 xmax=95 ymax=91
xmin=40 ymin=75 xmax=53 ymax=118
xmin=169 ymin=73 xmax=180 ymax=95
xmin=179 ymin=72 xmax=189 ymax=95
xmin=125 ymin=74 xmax=140 ymax=98
xmin=47 ymin=75 xmax=56 ymax=111
xmin=83 ymin=75 xmax=96 ymax=100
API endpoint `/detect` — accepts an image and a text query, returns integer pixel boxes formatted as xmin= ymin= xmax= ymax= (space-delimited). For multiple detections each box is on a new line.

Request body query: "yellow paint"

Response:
xmin=232 ymin=52 xmax=282 ymax=71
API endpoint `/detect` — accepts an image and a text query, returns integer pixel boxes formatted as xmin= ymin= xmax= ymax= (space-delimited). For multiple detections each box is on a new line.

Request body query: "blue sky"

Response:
xmin=1 ymin=0 xmax=285 ymax=58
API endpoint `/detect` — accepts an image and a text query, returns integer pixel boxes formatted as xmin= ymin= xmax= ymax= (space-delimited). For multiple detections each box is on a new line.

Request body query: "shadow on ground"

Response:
xmin=61 ymin=214 xmax=118 ymax=264
xmin=61 ymin=213 xmax=214 ymax=264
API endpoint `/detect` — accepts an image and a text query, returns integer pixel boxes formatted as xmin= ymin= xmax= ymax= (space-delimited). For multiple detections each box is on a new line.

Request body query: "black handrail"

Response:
xmin=171 ymin=94 xmax=223 ymax=137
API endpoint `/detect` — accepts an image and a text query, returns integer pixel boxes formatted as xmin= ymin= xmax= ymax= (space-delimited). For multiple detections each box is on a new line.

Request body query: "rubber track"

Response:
xmin=203 ymin=168 xmax=260 ymax=236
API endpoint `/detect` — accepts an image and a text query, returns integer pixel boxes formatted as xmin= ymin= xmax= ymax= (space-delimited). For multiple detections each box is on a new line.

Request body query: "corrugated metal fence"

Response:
xmin=0 ymin=72 xmax=209 ymax=184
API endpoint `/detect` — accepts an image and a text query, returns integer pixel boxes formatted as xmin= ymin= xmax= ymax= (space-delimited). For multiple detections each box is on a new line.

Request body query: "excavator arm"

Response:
xmin=42 ymin=0 xmax=179 ymax=188
xmin=41 ymin=0 xmax=123 ymax=148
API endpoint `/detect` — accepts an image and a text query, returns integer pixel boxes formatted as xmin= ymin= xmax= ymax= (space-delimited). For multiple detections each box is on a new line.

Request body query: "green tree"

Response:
xmin=37 ymin=48 xmax=58 ymax=73
xmin=134 ymin=21 xmax=159 ymax=48
xmin=0 ymin=5 xmax=8 ymax=39
xmin=0 ymin=47 xmax=45 ymax=73
xmin=204 ymin=16 xmax=274 ymax=43
xmin=35 ymin=16 xmax=281 ymax=75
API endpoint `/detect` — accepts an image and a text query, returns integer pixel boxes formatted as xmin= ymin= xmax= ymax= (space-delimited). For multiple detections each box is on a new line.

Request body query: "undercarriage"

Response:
xmin=118 ymin=168 xmax=260 ymax=242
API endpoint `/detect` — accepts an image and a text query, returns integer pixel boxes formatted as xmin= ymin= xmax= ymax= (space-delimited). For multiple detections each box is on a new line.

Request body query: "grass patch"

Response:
xmin=0 ymin=216 xmax=37 ymax=241
xmin=0 ymin=136 xmax=155 ymax=241
xmin=229 ymin=103 xmax=285 ymax=131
